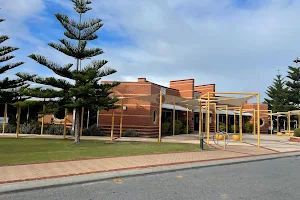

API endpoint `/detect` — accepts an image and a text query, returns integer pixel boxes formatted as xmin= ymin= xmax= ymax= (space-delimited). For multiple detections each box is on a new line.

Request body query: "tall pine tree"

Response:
xmin=286 ymin=58 xmax=300 ymax=110
xmin=264 ymin=73 xmax=290 ymax=112
xmin=18 ymin=0 xmax=118 ymax=142
xmin=0 ymin=14 xmax=25 ymax=104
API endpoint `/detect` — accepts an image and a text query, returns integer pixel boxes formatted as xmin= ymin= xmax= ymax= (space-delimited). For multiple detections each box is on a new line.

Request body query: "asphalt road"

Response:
xmin=1 ymin=156 xmax=300 ymax=200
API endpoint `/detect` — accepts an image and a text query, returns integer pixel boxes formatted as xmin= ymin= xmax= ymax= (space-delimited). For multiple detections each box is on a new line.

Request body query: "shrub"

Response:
xmin=162 ymin=122 xmax=171 ymax=135
xmin=219 ymin=122 xmax=226 ymax=132
xmin=44 ymin=124 xmax=66 ymax=135
xmin=174 ymin=120 xmax=182 ymax=135
xmin=20 ymin=121 xmax=41 ymax=134
xmin=82 ymin=124 xmax=106 ymax=136
xmin=294 ymin=128 xmax=300 ymax=137
xmin=243 ymin=122 xmax=253 ymax=133
xmin=0 ymin=123 xmax=16 ymax=133
xmin=123 ymin=130 xmax=139 ymax=137
xmin=229 ymin=124 xmax=238 ymax=133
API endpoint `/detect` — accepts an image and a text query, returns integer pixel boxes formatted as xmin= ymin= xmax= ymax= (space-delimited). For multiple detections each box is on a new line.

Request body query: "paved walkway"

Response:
xmin=0 ymin=145 xmax=275 ymax=184
xmin=0 ymin=133 xmax=299 ymax=184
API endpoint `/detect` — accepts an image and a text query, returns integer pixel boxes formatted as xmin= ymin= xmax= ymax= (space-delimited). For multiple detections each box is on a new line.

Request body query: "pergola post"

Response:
xmin=199 ymin=100 xmax=202 ymax=139
xmin=16 ymin=106 xmax=21 ymax=138
xmin=63 ymin=108 xmax=67 ymax=139
xmin=206 ymin=92 xmax=210 ymax=144
xmin=217 ymin=108 xmax=219 ymax=132
xmin=288 ymin=111 xmax=291 ymax=134
xmin=253 ymin=109 xmax=256 ymax=135
xmin=239 ymin=107 xmax=243 ymax=142
xmin=257 ymin=93 xmax=261 ymax=147
xmin=120 ymin=99 xmax=124 ymax=137
xmin=41 ymin=105 xmax=45 ymax=135
xmin=173 ymin=102 xmax=175 ymax=136
xmin=277 ymin=115 xmax=279 ymax=132
xmin=226 ymin=106 xmax=228 ymax=133
xmin=270 ymin=110 xmax=273 ymax=135
xmin=186 ymin=107 xmax=189 ymax=134
xmin=111 ymin=110 xmax=115 ymax=141
xmin=234 ymin=112 xmax=236 ymax=134
xmin=158 ymin=90 xmax=162 ymax=143
xmin=214 ymin=104 xmax=217 ymax=133
xmin=2 ymin=103 xmax=7 ymax=134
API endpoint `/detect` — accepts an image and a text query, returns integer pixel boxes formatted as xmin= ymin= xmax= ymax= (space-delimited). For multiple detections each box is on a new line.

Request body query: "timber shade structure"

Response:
xmin=132 ymin=91 xmax=261 ymax=146
xmin=272 ymin=110 xmax=300 ymax=134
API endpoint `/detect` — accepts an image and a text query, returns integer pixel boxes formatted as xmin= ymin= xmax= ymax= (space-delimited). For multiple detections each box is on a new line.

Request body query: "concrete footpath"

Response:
xmin=1 ymin=146 xmax=300 ymax=194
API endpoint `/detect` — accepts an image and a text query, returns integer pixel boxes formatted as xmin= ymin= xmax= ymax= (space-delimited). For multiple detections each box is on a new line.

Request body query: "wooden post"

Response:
xmin=234 ymin=112 xmax=236 ymax=134
xmin=173 ymin=102 xmax=175 ymax=136
xmin=80 ymin=107 xmax=84 ymax=137
xmin=16 ymin=106 xmax=21 ymax=138
xmin=288 ymin=111 xmax=291 ymax=134
xmin=206 ymin=93 xmax=210 ymax=144
xmin=2 ymin=103 xmax=7 ymax=134
xmin=120 ymin=99 xmax=124 ymax=137
xmin=257 ymin=93 xmax=261 ymax=147
xmin=158 ymin=90 xmax=162 ymax=143
xmin=41 ymin=105 xmax=45 ymax=135
xmin=186 ymin=107 xmax=189 ymax=134
xmin=63 ymin=108 xmax=67 ymax=139
xmin=226 ymin=106 xmax=228 ymax=133
xmin=111 ymin=110 xmax=115 ymax=140
xmin=199 ymin=100 xmax=202 ymax=139
xmin=277 ymin=115 xmax=279 ymax=133
xmin=239 ymin=107 xmax=243 ymax=142
xmin=253 ymin=109 xmax=256 ymax=135
xmin=270 ymin=110 xmax=273 ymax=135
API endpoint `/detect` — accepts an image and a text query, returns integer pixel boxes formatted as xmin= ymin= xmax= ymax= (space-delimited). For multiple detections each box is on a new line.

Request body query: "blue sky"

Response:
xmin=1 ymin=0 xmax=300 ymax=101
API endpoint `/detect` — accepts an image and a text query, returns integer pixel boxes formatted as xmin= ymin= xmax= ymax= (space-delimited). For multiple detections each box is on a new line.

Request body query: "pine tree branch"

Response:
xmin=0 ymin=46 xmax=19 ymax=57
xmin=28 ymin=54 xmax=74 ymax=79
xmin=0 ymin=62 xmax=24 ymax=74
xmin=0 ymin=35 xmax=9 ymax=44
xmin=0 ymin=55 xmax=14 ymax=62
xmin=72 ymin=0 xmax=92 ymax=14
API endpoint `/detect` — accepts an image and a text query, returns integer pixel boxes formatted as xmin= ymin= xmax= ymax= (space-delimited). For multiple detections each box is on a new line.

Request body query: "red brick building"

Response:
xmin=97 ymin=78 xmax=269 ymax=136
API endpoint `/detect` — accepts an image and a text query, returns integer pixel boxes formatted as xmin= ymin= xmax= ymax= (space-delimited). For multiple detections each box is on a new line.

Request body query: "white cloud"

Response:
xmin=3 ymin=0 xmax=300 ymax=100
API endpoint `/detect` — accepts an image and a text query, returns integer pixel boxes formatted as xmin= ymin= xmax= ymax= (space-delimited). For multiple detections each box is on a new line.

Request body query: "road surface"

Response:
xmin=1 ymin=156 xmax=300 ymax=200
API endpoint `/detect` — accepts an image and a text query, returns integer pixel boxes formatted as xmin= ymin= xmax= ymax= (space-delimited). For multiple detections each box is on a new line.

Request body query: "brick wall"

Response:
xmin=169 ymin=79 xmax=194 ymax=99
xmin=194 ymin=84 xmax=215 ymax=97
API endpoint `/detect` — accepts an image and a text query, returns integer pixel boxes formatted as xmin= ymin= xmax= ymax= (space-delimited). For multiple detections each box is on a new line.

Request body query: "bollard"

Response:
xmin=200 ymin=133 xmax=204 ymax=150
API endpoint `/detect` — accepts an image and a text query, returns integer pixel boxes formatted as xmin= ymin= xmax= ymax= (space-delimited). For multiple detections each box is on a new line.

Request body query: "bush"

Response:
xmin=229 ymin=124 xmax=238 ymax=133
xmin=243 ymin=122 xmax=253 ymax=133
xmin=0 ymin=123 xmax=16 ymax=133
xmin=219 ymin=122 xmax=226 ymax=132
xmin=162 ymin=122 xmax=171 ymax=135
xmin=82 ymin=124 xmax=106 ymax=136
xmin=123 ymin=130 xmax=139 ymax=137
xmin=20 ymin=121 xmax=41 ymax=134
xmin=294 ymin=128 xmax=300 ymax=137
xmin=44 ymin=124 xmax=67 ymax=135
xmin=174 ymin=120 xmax=182 ymax=135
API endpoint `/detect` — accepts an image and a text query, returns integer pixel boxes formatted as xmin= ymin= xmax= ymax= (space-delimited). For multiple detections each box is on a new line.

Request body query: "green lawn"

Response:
xmin=0 ymin=138 xmax=208 ymax=165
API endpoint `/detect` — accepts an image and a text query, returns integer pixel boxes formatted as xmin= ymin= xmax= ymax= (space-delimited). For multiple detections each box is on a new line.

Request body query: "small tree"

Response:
xmin=0 ymin=15 xmax=25 ymax=104
xmin=18 ymin=0 xmax=118 ymax=142
xmin=264 ymin=73 xmax=290 ymax=113
xmin=286 ymin=58 xmax=300 ymax=110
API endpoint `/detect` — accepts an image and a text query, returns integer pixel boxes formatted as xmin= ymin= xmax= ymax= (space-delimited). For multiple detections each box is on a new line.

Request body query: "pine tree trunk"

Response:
xmin=74 ymin=107 xmax=81 ymax=143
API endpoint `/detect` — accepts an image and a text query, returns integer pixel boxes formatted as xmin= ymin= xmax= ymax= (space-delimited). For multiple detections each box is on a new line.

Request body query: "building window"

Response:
xmin=260 ymin=118 xmax=264 ymax=127
xmin=153 ymin=109 xmax=158 ymax=124
xmin=54 ymin=108 xmax=65 ymax=121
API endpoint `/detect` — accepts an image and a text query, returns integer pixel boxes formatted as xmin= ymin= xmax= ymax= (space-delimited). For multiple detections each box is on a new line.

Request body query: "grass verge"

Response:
xmin=0 ymin=138 xmax=210 ymax=165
